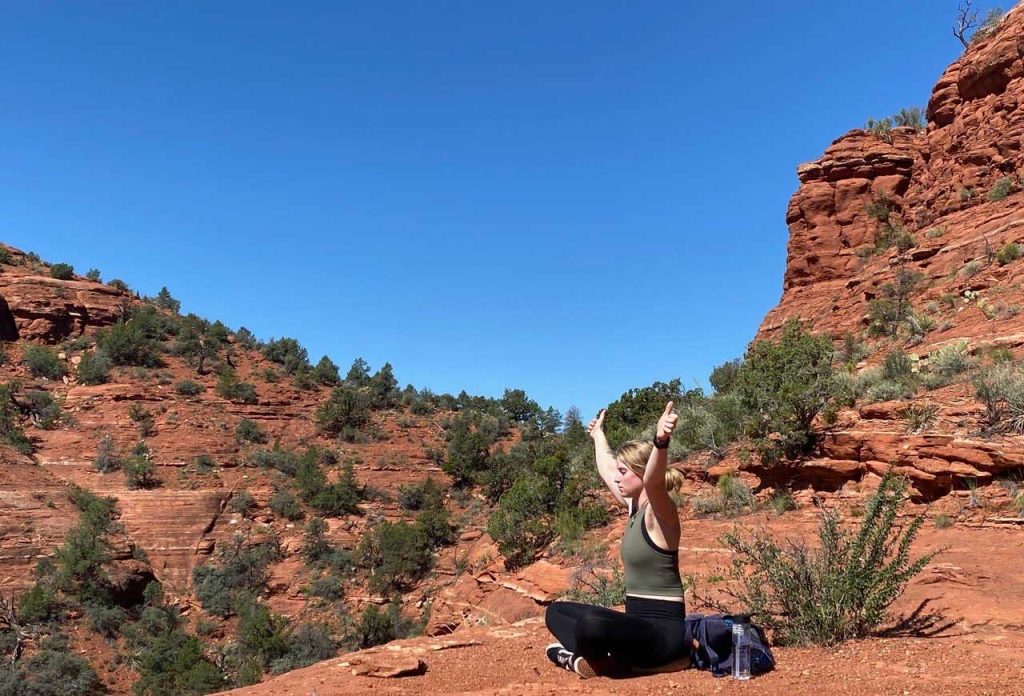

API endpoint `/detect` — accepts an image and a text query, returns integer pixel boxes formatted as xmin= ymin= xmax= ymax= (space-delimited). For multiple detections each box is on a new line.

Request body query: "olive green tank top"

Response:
xmin=620 ymin=501 xmax=684 ymax=598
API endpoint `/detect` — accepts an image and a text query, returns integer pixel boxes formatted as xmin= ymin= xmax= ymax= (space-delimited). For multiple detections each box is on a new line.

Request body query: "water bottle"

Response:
xmin=731 ymin=614 xmax=752 ymax=680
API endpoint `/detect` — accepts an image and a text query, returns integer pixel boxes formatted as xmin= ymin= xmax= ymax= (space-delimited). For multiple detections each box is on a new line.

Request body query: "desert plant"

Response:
xmin=714 ymin=474 xmax=939 ymax=646
xmin=902 ymin=403 xmax=939 ymax=433
xmin=768 ymin=489 xmax=798 ymax=515
xmin=175 ymin=379 xmax=205 ymax=396
xmin=928 ymin=339 xmax=971 ymax=378
xmin=269 ymin=489 xmax=303 ymax=521
xmin=563 ymin=566 xmax=626 ymax=608
xmin=734 ymin=319 xmax=837 ymax=462
xmin=76 ymin=349 xmax=112 ymax=385
xmin=85 ymin=268 xmax=101 ymax=281
xmin=974 ymin=363 xmax=1024 ymax=433
xmin=262 ymin=337 xmax=309 ymax=375
xmin=0 ymin=383 xmax=33 ymax=454
xmin=996 ymin=242 xmax=1022 ymax=266
xmin=962 ymin=259 xmax=985 ymax=278
xmin=356 ymin=521 xmax=433 ymax=594
xmin=93 ymin=435 xmax=119 ymax=474
xmin=216 ymin=370 xmax=258 ymax=404
xmin=230 ymin=490 xmax=257 ymax=514
xmin=49 ymin=263 xmax=74 ymax=280
xmin=124 ymin=441 xmax=159 ymax=489
xmin=987 ymin=176 xmax=1013 ymax=201
xmin=192 ymin=535 xmax=281 ymax=618
xmin=23 ymin=345 xmax=66 ymax=379
xmin=315 ymin=385 xmax=371 ymax=437
xmin=25 ymin=390 xmax=61 ymax=429
xmin=692 ymin=474 xmax=756 ymax=518
xmin=355 ymin=602 xmax=413 ymax=649
xmin=235 ymin=419 xmax=267 ymax=444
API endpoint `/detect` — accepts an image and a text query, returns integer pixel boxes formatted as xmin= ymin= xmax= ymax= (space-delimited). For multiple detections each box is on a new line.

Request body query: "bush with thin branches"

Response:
xmin=712 ymin=475 xmax=939 ymax=646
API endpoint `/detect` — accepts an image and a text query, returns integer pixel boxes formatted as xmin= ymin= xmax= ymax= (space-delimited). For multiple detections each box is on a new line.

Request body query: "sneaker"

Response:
xmin=545 ymin=643 xmax=574 ymax=672
xmin=572 ymin=655 xmax=598 ymax=679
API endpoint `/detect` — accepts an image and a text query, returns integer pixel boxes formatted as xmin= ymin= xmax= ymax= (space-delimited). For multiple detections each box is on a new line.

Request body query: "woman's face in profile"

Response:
xmin=614 ymin=459 xmax=643 ymax=498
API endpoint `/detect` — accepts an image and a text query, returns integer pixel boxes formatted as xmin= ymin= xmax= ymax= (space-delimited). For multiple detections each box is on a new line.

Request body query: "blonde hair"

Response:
xmin=614 ymin=440 xmax=685 ymax=494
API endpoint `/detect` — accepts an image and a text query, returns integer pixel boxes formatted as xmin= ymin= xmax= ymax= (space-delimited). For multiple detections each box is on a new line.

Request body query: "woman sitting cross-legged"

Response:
xmin=544 ymin=401 xmax=688 ymax=678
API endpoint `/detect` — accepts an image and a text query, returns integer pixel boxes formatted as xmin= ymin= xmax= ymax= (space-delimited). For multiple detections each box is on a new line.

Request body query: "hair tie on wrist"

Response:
xmin=653 ymin=435 xmax=670 ymax=450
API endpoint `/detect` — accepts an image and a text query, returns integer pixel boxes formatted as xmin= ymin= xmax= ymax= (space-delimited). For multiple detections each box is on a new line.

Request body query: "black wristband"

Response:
xmin=653 ymin=435 xmax=670 ymax=450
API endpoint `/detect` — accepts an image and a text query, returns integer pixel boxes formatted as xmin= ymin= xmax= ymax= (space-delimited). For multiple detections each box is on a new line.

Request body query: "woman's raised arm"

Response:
xmin=588 ymin=409 xmax=626 ymax=506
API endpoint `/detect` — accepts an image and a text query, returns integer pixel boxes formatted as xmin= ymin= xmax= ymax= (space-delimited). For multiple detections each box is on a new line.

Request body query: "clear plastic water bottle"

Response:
xmin=732 ymin=614 xmax=752 ymax=680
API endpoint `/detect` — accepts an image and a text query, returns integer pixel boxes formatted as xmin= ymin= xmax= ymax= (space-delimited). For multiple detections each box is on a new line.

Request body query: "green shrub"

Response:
xmin=76 ymin=349 xmax=112 ymax=385
xmin=974 ymin=363 xmax=1024 ymax=433
xmin=0 ymin=641 xmax=102 ymax=695
xmin=107 ymin=278 xmax=130 ymax=292
xmin=344 ymin=357 xmax=371 ymax=386
xmin=194 ymin=454 xmax=216 ymax=474
xmin=230 ymin=490 xmax=256 ymax=515
xmin=0 ymin=383 xmax=33 ymax=454
xmin=962 ymin=259 xmax=985 ymax=278
xmin=192 ymin=535 xmax=280 ymax=618
xmin=175 ymin=379 xmax=205 ymax=396
xmin=902 ymin=403 xmax=939 ymax=433
xmin=312 ymin=356 xmax=341 ymax=386
xmin=249 ymin=447 xmax=300 ymax=476
xmin=85 ymin=268 xmax=101 ymax=281
xmin=25 ymin=390 xmax=61 ymax=429
xmin=355 ymin=602 xmax=413 ymax=648
xmin=94 ymin=435 xmax=119 ymax=473
xmin=692 ymin=474 xmax=756 ymax=517
xmin=153 ymin=286 xmax=181 ymax=313
xmin=933 ymin=514 xmax=953 ymax=529
xmin=269 ymin=489 xmax=303 ymax=521
xmin=441 ymin=410 xmax=503 ymax=486
xmin=928 ymin=339 xmax=971 ymax=378
xmin=235 ymin=419 xmax=267 ymax=444
xmin=563 ymin=566 xmax=626 ymax=608
xmin=874 ymin=222 xmax=915 ymax=252
xmin=865 ymin=379 xmax=915 ymax=403
xmin=18 ymin=583 xmax=60 ymax=624
xmin=416 ymin=503 xmax=456 ymax=549
xmin=882 ymin=350 xmax=914 ymax=382
xmin=124 ymin=442 xmax=159 ymax=489
xmin=487 ymin=474 xmax=554 ymax=570
xmin=398 ymin=477 xmax=444 ymax=511
xmin=0 ymin=248 xmax=10 ymax=264
xmin=127 ymin=594 xmax=225 ymax=696
xmin=315 ymin=386 xmax=371 ymax=437
xmin=309 ymin=574 xmax=343 ymax=601
xmin=262 ymin=337 xmax=309 ymax=374
xmin=867 ymin=270 xmax=923 ymax=337
xmin=24 ymin=345 xmax=66 ymax=379
xmin=987 ymin=177 xmax=1013 ymax=201
xmin=49 ymin=262 xmax=74 ymax=280
xmin=86 ymin=604 xmax=127 ymax=638
xmin=734 ymin=319 xmax=836 ymax=462
xmin=357 ymin=521 xmax=433 ymax=594
xmin=215 ymin=370 xmax=258 ymax=404
xmin=768 ymin=489 xmax=797 ymax=515
xmin=716 ymin=474 xmax=938 ymax=646
xmin=269 ymin=621 xmax=337 ymax=674
xmin=368 ymin=363 xmax=399 ymax=409
xmin=996 ymin=242 xmax=1022 ymax=266
xmin=129 ymin=404 xmax=155 ymax=437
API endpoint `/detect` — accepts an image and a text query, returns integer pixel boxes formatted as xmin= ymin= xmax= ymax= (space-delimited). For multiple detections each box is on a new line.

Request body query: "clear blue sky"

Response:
xmin=0 ymin=1 xmax=1000 ymax=420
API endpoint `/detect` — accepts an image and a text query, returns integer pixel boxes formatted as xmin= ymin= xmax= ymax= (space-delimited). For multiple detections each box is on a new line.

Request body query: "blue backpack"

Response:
xmin=683 ymin=613 xmax=776 ymax=677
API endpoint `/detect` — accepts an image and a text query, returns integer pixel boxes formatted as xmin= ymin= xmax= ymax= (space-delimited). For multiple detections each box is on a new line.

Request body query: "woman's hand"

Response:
xmin=655 ymin=401 xmax=677 ymax=441
xmin=587 ymin=409 xmax=607 ymax=440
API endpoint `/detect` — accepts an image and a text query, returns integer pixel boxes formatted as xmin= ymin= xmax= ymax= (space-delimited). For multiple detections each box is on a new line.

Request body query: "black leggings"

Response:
xmin=545 ymin=597 xmax=688 ymax=669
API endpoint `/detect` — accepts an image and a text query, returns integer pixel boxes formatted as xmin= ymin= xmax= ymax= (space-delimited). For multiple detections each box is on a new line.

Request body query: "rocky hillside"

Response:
xmin=4 ymin=6 xmax=1024 ymax=695
xmin=214 ymin=4 xmax=1024 ymax=695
